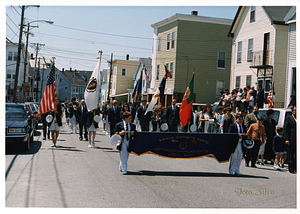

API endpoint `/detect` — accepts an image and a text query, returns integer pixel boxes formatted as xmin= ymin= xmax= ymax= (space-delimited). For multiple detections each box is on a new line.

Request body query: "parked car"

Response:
xmin=26 ymin=102 xmax=41 ymax=125
xmin=25 ymin=103 xmax=38 ymax=130
xmin=5 ymin=103 xmax=35 ymax=151
xmin=259 ymin=108 xmax=292 ymax=128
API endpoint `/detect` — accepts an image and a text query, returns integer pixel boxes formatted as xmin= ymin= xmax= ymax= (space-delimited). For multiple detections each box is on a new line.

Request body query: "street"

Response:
xmin=5 ymin=120 xmax=297 ymax=208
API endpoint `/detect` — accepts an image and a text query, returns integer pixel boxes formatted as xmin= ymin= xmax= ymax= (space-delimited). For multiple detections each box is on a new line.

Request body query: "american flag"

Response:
xmin=145 ymin=67 xmax=150 ymax=84
xmin=267 ymin=91 xmax=274 ymax=108
xmin=37 ymin=63 xmax=57 ymax=117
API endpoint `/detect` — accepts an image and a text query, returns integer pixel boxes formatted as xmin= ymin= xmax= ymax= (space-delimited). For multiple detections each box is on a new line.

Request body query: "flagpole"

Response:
xmin=51 ymin=57 xmax=56 ymax=109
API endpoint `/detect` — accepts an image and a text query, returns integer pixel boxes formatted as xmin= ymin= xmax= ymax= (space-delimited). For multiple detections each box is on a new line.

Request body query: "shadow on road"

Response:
xmin=47 ymin=146 xmax=86 ymax=152
xmin=6 ymin=140 xmax=42 ymax=155
xmin=128 ymin=170 xmax=269 ymax=179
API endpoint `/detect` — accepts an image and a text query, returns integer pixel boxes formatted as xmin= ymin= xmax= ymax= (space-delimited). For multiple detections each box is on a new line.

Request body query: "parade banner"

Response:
xmin=131 ymin=132 xmax=239 ymax=163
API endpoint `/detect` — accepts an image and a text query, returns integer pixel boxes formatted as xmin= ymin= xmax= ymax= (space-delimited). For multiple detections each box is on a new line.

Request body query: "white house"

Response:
xmin=283 ymin=6 xmax=296 ymax=107
xmin=228 ymin=6 xmax=292 ymax=107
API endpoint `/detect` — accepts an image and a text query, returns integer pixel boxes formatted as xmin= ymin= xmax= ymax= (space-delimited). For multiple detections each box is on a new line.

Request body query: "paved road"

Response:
xmin=5 ymin=121 xmax=297 ymax=208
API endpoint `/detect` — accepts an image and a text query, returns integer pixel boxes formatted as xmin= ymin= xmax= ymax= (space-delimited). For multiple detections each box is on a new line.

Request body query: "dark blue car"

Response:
xmin=5 ymin=103 xmax=35 ymax=151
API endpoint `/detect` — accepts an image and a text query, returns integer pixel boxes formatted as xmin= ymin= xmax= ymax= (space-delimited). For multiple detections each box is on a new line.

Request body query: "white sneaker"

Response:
xmin=273 ymin=165 xmax=281 ymax=170
xmin=88 ymin=144 xmax=92 ymax=148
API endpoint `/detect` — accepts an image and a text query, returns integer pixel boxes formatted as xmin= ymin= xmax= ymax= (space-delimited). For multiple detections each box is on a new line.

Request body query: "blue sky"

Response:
xmin=6 ymin=5 xmax=239 ymax=71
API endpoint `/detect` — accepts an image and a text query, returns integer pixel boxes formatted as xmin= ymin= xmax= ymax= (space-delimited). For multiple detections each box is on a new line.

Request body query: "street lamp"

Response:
xmin=22 ymin=19 xmax=54 ymax=103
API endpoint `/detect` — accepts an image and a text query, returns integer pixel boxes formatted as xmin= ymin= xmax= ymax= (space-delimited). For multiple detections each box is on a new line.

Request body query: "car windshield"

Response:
xmin=259 ymin=110 xmax=280 ymax=124
xmin=6 ymin=105 xmax=27 ymax=118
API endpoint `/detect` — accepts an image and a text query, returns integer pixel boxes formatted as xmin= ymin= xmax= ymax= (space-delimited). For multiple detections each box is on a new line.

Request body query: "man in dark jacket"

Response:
xmin=137 ymin=99 xmax=151 ymax=131
xmin=108 ymin=99 xmax=121 ymax=136
xmin=284 ymin=106 xmax=297 ymax=173
xmin=76 ymin=99 xmax=88 ymax=141
xmin=256 ymin=86 xmax=265 ymax=109
xmin=166 ymin=99 xmax=180 ymax=132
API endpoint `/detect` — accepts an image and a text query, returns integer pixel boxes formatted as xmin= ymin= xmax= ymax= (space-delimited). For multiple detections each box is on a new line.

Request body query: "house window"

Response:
xmin=60 ymin=78 xmax=62 ymax=82
xmin=65 ymin=86 xmax=68 ymax=91
xmin=250 ymin=6 xmax=255 ymax=22
xmin=235 ymin=76 xmax=241 ymax=89
xmin=247 ymin=39 xmax=253 ymax=62
xmin=156 ymin=65 xmax=160 ymax=80
xmin=158 ymin=37 xmax=161 ymax=52
xmin=237 ymin=42 xmax=242 ymax=63
xmin=171 ymin=32 xmax=175 ymax=49
xmin=8 ymin=52 xmax=13 ymax=61
xmin=14 ymin=52 xmax=18 ymax=61
xmin=216 ymin=80 xmax=225 ymax=96
xmin=122 ymin=68 xmax=126 ymax=76
xmin=246 ymin=75 xmax=252 ymax=87
xmin=217 ymin=51 xmax=226 ymax=68
xmin=6 ymin=70 xmax=12 ymax=79
xmin=167 ymin=33 xmax=170 ymax=50
xmin=170 ymin=62 xmax=173 ymax=78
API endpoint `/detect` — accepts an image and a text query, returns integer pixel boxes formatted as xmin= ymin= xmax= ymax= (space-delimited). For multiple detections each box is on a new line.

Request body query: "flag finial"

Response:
xmin=52 ymin=57 xmax=56 ymax=64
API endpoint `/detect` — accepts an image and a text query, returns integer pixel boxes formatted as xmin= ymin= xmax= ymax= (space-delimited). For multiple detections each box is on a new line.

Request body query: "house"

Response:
xmin=151 ymin=11 xmax=232 ymax=107
xmin=6 ymin=40 xmax=26 ymax=102
xmin=59 ymin=68 xmax=93 ymax=102
xmin=228 ymin=6 xmax=292 ymax=107
xmin=283 ymin=6 xmax=296 ymax=107
xmin=132 ymin=58 xmax=152 ymax=100
xmin=108 ymin=57 xmax=138 ymax=103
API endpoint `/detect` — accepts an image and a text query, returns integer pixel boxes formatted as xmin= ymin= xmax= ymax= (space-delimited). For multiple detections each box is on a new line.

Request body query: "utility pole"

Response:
xmin=107 ymin=53 xmax=113 ymax=101
xmin=22 ymin=23 xmax=38 ymax=102
xmin=13 ymin=5 xmax=25 ymax=103
xmin=30 ymin=42 xmax=45 ymax=101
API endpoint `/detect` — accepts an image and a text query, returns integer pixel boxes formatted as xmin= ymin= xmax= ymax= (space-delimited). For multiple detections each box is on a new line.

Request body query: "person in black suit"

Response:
xmin=256 ymin=86 xmax=265 ymax=109
xmin=48 ymin=98 xmax=62 ymax=147
xmin=41 ymin=113 xmax=50 ymax=140
xmin=284 ymin=106 xmax=297 ymax=173
xmin=76 ymin=99 xmax=88 ymax=141
xmin=151 ymin=108 xmax=165 ymax=131
xmin=108 ymin=100 xmax=122 ymax=136
xmin=263 ymin=109 xmax=277 ymax=163
xmin=69 ymin=97 xmax=79 ymax=134
xmin=137 ymin=99 xmax=151 ymax=131
xmin=228 ymin=113 xmax=247 ymax=175
xmin=114 ymin=112 xmax=136 ymax=175
xmin=166 ymin=99 xmax=180 ymax=132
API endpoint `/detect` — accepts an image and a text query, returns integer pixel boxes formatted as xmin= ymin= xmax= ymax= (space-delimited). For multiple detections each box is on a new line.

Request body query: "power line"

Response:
xmin=6 ymin=13 xmax=19 ymax=29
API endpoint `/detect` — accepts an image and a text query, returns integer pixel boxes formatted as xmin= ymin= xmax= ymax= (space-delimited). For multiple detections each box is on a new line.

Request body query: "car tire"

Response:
xmin=22 ymin=136 xmax=31 ymax=151
xmin=30 ymin=131 xmax=34 ymax=143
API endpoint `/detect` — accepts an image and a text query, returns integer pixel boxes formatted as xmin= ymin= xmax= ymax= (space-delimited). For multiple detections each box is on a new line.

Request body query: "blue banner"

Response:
xmin=131 ymin=132 xmax=239 ymax=163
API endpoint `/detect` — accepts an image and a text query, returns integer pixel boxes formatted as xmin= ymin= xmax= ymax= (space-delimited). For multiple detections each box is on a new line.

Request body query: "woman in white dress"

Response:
xmin=86 ymin=109 xmax=100 ymax=147
xmin=199 ymin=103 xmax=214 ymax=133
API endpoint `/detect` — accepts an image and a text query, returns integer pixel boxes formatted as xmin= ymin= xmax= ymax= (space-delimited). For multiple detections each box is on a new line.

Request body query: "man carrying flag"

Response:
xmin=144 ymin=64 xmax=172 ymax=115
xmin=130 ymin=65 xmax=143 ymax=122
xmin=179 ymin=72 xmax=195 ymax=130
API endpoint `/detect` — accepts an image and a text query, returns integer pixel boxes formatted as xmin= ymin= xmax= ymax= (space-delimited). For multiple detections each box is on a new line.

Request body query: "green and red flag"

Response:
xmin=179 ymin=72 xmax=195 ymax=127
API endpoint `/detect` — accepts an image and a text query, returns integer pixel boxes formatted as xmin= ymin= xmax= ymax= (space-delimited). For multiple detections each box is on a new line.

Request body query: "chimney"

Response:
xmin=191 ymin=11 xmax=198 ymax=16
xmin=126 ymin=54 xmax=129 ymax=60
xmin=70 ymin=67 xmax=72 ymax=72
xmin=62 ymin=68 xmax=64 ymax=72
xmin=30 ymin=53 xmax=34 ymax=59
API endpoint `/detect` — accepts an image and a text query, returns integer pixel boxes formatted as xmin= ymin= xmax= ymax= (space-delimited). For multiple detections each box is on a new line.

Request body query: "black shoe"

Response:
xmin=47 ymin=135 xmax=50 ymax=139
xmin=85 ymin=138 xmax=88 ymax=141
xmin=43 ymin=137 xmax=46 ymax=140
xmin=79 ymin=137 xmax=83 ymax=141
xmin=251 ymin=165 xmax=257 ymax=168
xmin=245 ymin=163 xmax=249 ymax=167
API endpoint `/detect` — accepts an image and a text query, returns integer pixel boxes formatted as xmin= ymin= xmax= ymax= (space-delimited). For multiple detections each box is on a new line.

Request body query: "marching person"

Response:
xmin=108 ymin=100 xmax=122 ymax=136
xmin=49 ymin=98 xmax=62 ymax=147
xmin=103 ymin=100 xmax=111 ymax=134
xmin=137 ymin=99 xmax=152 ymax=131
xmin=228 ymin=113 xmax=247 ymax=175
xmin=65 ymin=100 xmax=71 ymax=125
xmin=166 ymin=99 xmax=180 ymax=132
xmin=76 ymin=99 xmax=88 ymax=141
xmin=120 ymin=103 xmax=130 ymax=119
xmin=114 ymin=112 xmax=136 ymax=175
xmin=41 ymin=112 xmax=50 ymax=140
xmin=151 ymin=108 xmax=164 ymax=132
xmin=284 ymin=106 xmax=297 ymax=173
xmin=220 ymin=107 xmax=235 ymax=133
xmin=86 ymin=108 xmax=100 ymax=148
xmin=69 ymin=97 xmax=79 ymax=134
xmin=245 ymin=115 xmax=266 ymax=168
xmin=101 ymin=101 xmax=108 ymax=133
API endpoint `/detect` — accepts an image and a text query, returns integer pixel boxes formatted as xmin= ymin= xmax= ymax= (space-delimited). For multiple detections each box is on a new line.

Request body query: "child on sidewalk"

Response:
xmin=273 ymin=127 xmax=287 ymax=170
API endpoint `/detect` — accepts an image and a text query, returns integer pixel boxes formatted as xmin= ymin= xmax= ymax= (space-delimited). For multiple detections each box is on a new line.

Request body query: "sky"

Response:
xmin=5 ymin=3 xmax=240 ymax=71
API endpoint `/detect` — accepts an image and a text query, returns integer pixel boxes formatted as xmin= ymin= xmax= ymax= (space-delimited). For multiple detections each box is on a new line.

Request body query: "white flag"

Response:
xmin=144 ymin=88 xmax=160 ymax=115
xmin=84 ymin=60 xmax=101 ymax=111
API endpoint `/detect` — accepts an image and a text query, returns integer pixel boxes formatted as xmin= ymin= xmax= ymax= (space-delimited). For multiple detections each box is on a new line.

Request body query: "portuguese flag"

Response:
xmin=180 ymin=73 xmax=195 ymax=127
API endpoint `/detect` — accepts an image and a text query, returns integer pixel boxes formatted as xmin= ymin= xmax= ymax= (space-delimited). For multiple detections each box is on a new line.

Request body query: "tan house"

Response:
xmin=108 ymin=58 xmax=138 ymax=103
xmin=150 ymin=11 xmax=232 ymax=106
xmin=228 ymin=6 xmax=292 ymax=107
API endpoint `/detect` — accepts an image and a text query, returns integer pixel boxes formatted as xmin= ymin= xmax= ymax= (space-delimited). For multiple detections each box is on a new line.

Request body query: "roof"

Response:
xmin=228 ymin=6 xmax=292 ymax=37
xmin=151 ymin=13 xmax=232 ymax=28
xmin=29 ymin=56 xmax=52 ymax=69
xmin=60 ymin=69 xmax=93 ymax=86
xmin=133 ymin=58 xmax=152 ymax=79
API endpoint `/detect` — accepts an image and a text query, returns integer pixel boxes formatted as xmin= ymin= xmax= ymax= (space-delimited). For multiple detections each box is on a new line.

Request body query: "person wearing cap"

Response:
xmin=245 ymin=115 xmax=266 ymax=168
xmin=48 ymin=98 xmax=62 ymax=147
xmin=228 ymin=113 xmax=247 ymax=175
xmin=114 ymin=112 xmax=136 ymax=175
